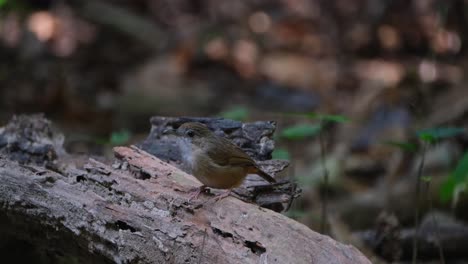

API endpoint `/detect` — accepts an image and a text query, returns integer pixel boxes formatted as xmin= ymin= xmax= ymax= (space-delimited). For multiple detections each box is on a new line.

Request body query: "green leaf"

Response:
xmin=272 ymin=148 xmax=290 ymax=160
xmin=417 ymin=127 xmax=465 ymax=143
xmin=440 ymin=177 xmax=457 ymax=202
xmin=110 ymin=130 xmax=131 ymax=145
xmin=0 ymin=0 xmax=7 ymax=8
xmin=383 ymin=140 xmax=418 ymax=152
xmin=419 ymin=133 xmax=436 ymax=143
xmin=306 ymin=112 xmax=350 ymax=123
xmin=280 ymin=123 xmax=322 ymax=140
xmin=440 ymin=151 xmax=468 ymax=202
xmin=219 ymin=106 xmax=249 ymax=121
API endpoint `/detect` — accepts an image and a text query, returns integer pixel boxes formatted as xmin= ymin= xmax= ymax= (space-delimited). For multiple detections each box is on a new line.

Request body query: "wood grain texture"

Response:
xmin=0 ymin=146 xmax=371 ymax=264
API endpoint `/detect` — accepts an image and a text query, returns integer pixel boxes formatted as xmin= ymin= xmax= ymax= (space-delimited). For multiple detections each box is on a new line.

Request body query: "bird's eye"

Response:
xmin=186 ymin=130 xmax=195 ymax=137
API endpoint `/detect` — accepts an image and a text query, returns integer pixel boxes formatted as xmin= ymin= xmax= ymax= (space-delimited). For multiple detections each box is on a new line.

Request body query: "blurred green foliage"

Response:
xmin=285 ymin=209 xmax=307 ymax=220
xmin=280 ymin=123 xmax=322 ymax=140
xmin=219 ymin=106 xmax=249 ymax=121
xmin=110 ymin=130 xmax=131 ymax=146
xmin=440 ymin=151 xmax=468 ymax=203
xmin=412 ymin=126 xmax=466 ymax=203
xmin=383 ymin=140 xmax=418 ymax=152
xmin=0 ymin=0 xmax=30 ymax=11
xmin=421 ymin=176 xmax=432 ymax=183
xmin=417 ymin=127 xmax=465 ymax=143
xmin=272 ymin=148 xmax=290 ymax=160
xmin=306 ymin=113 xmax=350 ymax=123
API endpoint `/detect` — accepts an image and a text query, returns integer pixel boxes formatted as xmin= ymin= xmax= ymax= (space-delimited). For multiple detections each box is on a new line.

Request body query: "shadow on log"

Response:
xmin=0 ymin=114 xmax=371 ymax=263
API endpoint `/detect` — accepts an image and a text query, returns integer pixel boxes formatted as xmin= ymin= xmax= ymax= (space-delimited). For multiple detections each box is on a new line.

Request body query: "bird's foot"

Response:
xmin=188 ymin=185 xmax=209 ymax=201
xmin=213 ymin=190 xmax=232 ymax=202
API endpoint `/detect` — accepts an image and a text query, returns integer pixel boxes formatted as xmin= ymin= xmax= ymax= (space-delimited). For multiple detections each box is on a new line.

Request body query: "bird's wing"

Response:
xmin=207 ymin=137 xmax=276 ymax=183
xmin=207 ymin=137 xmax=256 ymax=167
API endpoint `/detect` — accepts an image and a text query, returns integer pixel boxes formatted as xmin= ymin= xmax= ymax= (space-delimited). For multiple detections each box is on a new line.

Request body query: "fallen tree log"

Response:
xmin=0 ymin=114 xmax=371 ymax=263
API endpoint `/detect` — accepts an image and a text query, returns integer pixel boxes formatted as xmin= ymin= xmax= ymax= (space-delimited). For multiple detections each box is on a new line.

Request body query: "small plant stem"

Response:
xmin=424 ymin=180 xmax=445 ymax=264
xmin=412 ymin=142 xmax=427 ymax=264
xmin=413 ymin=4 xmax=448 ymax=263
xmin=319 ymin=123 xmax=329 ymax=234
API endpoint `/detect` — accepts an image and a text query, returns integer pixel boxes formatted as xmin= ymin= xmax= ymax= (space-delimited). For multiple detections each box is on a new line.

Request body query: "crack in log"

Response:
xmin=244 ymin=240 xmax=266 ymax=255
xmin=212 ymin=227 xmax=233 ymax=238
xmin=212 ymin=227 xmax=267 ymax=256
xmin=84 ymin=162 xmax=111 ymax=176
xmin=77 ymin=171 xmax=118 ymax=190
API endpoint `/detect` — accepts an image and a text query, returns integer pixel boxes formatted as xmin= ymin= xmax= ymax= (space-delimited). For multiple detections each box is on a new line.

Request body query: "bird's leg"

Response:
xmin=188 ymin=185 xmax=209 ymax=201
xmin=213 ymin=189 xmax=232 ymax=202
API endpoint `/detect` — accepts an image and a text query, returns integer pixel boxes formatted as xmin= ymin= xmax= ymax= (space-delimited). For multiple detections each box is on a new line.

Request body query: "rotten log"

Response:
xmin=0 ymin=114 xmax=371 ymax=263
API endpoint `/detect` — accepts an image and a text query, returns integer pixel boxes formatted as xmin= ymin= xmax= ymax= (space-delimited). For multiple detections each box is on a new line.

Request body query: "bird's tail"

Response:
xmin=250 ymin=167 xmax=276 ymax=183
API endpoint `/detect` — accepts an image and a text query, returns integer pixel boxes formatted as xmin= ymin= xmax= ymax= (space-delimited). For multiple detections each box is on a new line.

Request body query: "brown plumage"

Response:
xmin=175 ymin=122 xmax=276 ymax=190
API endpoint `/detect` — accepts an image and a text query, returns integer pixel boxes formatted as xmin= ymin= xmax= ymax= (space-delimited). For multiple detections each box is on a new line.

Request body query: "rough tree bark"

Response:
xmin=0 ymin=114 xmax=371 ymax=264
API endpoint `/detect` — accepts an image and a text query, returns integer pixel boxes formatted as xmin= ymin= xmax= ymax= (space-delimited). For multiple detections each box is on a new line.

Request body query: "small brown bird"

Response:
xmin=170 ymin=122 xmax=276 ymax=200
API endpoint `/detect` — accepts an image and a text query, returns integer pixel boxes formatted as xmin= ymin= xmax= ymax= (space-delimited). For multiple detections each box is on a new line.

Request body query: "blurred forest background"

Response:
xmin=2 ymin=0 xmax=468 ymax=263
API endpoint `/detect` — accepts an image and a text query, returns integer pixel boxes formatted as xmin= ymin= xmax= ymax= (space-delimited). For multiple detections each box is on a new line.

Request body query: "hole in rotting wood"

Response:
xmin=244 ymin=240 xmax=266 ymax=255
xmin=113 ymin=220 xmax=138 ymax=232
xmin=212 ymin=227 xmax=233 ymax=238
xmin=137 ymin=169 xmax=151 ymax=180
xmin=129 ymin=165 xmax=152 ymax=180
xmin=76 ymin=175 xmax=86 ymax=182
